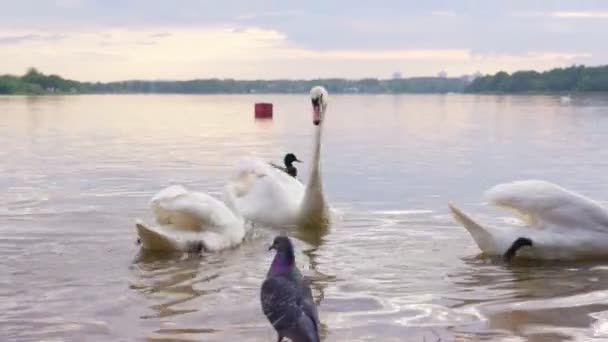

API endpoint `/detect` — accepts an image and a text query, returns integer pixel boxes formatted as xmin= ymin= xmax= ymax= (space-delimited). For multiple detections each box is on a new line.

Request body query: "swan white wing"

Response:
xmin=223 ymin=157 xmax=305 ymax=227
xmin=150 ymin=185 xmax=238 ymax=232
xmin=135 ymin=220 xmax=246 ymax=252
xmin=484 ymin=180 xmax=608 ymax=232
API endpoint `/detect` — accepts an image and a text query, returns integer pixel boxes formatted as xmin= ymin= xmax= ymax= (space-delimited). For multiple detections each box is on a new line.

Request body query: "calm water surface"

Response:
xmin=2 ymin=94 xmax=608 ymax=341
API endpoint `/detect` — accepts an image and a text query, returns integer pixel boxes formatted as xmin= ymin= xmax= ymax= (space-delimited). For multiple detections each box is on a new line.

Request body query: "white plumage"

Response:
xmin=136 ymin=185 xmax=247 ymax=252
xmin=222 ymin=157 xmax=305 ymax=227
xmin=449 ymin=180 xmax=608 ymax=260
xmin=222 ymin=86 xmax=331 ymax=229
xmin=134 ymin=86 xmax=331 ymax=251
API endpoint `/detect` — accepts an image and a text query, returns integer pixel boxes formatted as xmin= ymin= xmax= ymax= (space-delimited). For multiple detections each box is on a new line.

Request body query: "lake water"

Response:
xmin=2 ymin=93 xmax=608 ymax=341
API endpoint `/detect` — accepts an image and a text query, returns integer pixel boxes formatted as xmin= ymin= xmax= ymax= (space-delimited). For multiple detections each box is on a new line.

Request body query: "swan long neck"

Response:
xmin=300 ymin=124 xmax=325 ymax=220
xmin=309 ymin=125 xmax=322 ymax=187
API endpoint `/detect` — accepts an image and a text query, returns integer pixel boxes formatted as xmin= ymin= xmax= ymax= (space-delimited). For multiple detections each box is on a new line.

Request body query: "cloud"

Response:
xmin=527 ymin=51 xmax=592 ymax=60
xmin=0 ymin=26 xmax=595 ymax=81
xmin=0 ymin=1 xmax=607 ymax=79
xmin=135 ymin=40 xmax=156 ymax=46
xmin=236 ymin=10 xmax=305 ymax=21
xmin=55 ymin=0 xmax=84 ymax=9
xmin=0 ymin=33 xmax=65 ymax=45
xmin=149 ymin=32 xmax=172 ymax=38
xmin=280 ymin=49 xmax=470 ymax=61
xmin=510 ymin=10 xmax=608 ymax=19
xmin=550 ymin=11 xmax=608 ymax=19
xmin=431 ymin=11 xmax=457 ymax=17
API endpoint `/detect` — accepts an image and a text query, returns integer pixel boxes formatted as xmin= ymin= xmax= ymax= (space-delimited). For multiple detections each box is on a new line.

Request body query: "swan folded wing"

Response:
xmin=136 ymin=221 xmax=242 ymax=252
xmin=197 ymin=230 xmax=240 ymax=252
xmin=151 ymin=186 xmax=236 ymax=232
xmin=484 ymin=180 xmax=608 ymax=232
xmin=232 ymin=157 xmax=273 ymax=179
xmin=269 ymin=162 xmax=287 ymax=172
xmin=232 ymin=157 xmax=300 ymax=186
xmin=231 ymin=173 xmax=303 ymax=226
xmin=226 ymin=157 xmax=304 ymax=226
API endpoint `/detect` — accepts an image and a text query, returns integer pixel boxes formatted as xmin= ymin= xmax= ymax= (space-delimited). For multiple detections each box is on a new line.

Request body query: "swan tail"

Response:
xmin=135 ymin=220 xmax=179 ymax=252
xmin=448 ymin=202 xmax=497 ymax=255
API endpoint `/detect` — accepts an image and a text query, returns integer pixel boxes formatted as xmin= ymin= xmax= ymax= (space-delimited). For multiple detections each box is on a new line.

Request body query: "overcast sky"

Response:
xmin=1 ymin=0 xmax=607 ymax=81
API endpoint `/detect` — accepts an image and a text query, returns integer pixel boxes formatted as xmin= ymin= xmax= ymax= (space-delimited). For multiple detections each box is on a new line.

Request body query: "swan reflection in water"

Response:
xmin=131 ymin=86 xmax=334 ymax=340
xmin=130 ymin=250 xmax=227 ymax=340
xmin=295 ymin=218 xmax=335 ymax=341
xmin=129 ymin=223 xmax=335 ymax=341
xmin=130 ymin=250 xmax=212 ymax=319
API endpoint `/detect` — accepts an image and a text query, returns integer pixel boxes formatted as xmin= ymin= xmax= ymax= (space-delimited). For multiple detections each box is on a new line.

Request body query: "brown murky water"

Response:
xmin=2 ymin=94 xmax=608 ymax=341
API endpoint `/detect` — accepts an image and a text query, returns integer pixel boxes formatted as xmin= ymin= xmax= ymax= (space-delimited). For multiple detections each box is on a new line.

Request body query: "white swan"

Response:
xmin=222 ymin=86 xmax=330 ymax=229
xmin=135 ymin=184 xmax=247 ymax=252
xmin=560 ymin=94 xmax=572 ymax=105
xmin=449 ymin=180 xmax=608 ymax=261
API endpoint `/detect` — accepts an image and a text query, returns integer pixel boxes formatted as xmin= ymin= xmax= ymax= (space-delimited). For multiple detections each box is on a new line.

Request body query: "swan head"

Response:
xmin=284 ymin=153 xmax=302 ymax=167
xmin=310 ymin=86 xmax=328 ymax=126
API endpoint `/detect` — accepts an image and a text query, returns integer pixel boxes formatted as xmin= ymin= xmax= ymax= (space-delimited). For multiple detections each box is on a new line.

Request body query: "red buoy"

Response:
xmin=254 ymin=102 xmax=273 ymax=119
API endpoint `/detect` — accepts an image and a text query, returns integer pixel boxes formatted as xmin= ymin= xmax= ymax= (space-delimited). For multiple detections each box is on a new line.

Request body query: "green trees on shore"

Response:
xmin=0 ymin=68 xmax=82 ymax=94
xmin=0 ymin=70 xmax=466 ymax=94
xmin=466 ymin=65 xmax=608 ymax=93
xmin=1 ymin=65 xmax=607 ymax=95
xmin=84 ymin=77 xmax=465 ymax=94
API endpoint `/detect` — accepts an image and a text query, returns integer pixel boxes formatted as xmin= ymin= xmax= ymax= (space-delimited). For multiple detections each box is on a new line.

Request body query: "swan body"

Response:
xmin=449 ymin=180 xmax=608 ymax=261
xmin=223 ymin=86 xmax=331 ymax=229
xmin=223 ymin=158 xmax=305 ymax=227
xmin=136 ymin=185 xmax=247 ymax=252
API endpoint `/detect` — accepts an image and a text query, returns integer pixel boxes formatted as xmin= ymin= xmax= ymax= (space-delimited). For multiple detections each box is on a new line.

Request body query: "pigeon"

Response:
xmin=260 ymin=235 xmax=320 ymax=342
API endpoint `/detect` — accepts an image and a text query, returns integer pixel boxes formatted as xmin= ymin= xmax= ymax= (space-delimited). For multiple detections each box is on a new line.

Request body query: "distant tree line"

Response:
xmin=0 ymin=68 xmax=83 ymax=94
xmin=1 ymin=65 xmax=607 ymax=95
xmin=86 ymin=77 xmax=466 ymax=94
xmin=0 ymin=68 xmax=465 ymax=95
xmin=466 ymin=65 xmax=608 ymax=93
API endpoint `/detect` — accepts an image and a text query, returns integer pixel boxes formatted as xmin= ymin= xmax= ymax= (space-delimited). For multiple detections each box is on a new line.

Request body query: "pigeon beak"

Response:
xmin=268 ymin=243 xmax=276 ymax=251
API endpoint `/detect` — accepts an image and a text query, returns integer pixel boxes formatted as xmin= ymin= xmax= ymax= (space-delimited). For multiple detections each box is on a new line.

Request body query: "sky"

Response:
xmin=0 ymin=0 xmax=607 ymax=81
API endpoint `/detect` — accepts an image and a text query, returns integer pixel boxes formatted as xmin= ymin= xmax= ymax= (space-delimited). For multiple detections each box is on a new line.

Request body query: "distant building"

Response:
xmin=392 ymin=72 xmax=402 ymax=79
xmin=437 ymin=70 xmax=448 ymax=78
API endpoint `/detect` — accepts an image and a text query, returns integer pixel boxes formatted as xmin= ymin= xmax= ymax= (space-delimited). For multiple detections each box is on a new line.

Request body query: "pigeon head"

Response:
xmin=268 ymin=235 xmax=295 ymax=274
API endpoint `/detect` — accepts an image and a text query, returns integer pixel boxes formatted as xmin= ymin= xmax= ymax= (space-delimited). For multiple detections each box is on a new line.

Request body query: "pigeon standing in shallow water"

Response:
xmin=261 ymin=236 xmax=320 ymax=342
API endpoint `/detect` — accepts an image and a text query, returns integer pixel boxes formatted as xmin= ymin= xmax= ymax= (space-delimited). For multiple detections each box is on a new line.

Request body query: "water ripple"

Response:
xmin=3 ymin=94 xmax=608 ymax=341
